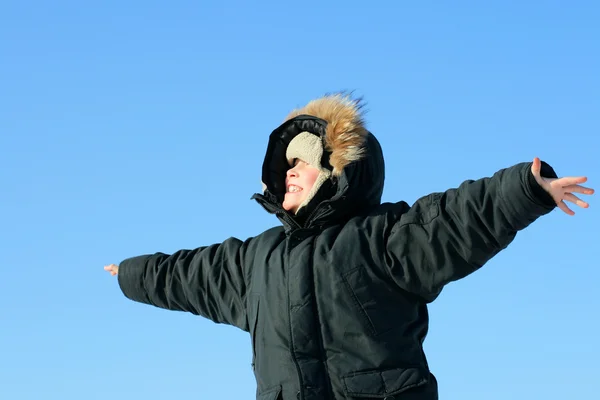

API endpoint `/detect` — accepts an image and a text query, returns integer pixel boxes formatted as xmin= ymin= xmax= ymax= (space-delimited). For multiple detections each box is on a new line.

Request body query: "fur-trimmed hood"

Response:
xmin=284 ymin=94 xmax=369 ymax=176
xmin=252 ymin=93 xmax=385 ymax=230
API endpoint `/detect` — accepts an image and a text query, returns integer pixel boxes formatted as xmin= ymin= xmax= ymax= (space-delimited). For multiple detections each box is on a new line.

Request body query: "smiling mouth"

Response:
xmin=287 ymin=185 xmax=303 ymax=193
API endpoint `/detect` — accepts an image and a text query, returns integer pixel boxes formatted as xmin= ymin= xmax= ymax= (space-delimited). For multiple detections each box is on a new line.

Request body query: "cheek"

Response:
xmin=306 ymin=170 xmax=320 ymax=187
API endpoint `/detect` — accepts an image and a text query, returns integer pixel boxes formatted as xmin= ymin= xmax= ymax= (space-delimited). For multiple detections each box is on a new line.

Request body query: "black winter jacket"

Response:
xmin=117 ymin=95 xmax=557 ymax=400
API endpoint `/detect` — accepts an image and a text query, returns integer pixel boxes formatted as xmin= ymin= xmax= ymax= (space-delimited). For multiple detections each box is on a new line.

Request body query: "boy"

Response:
xmin=105 ymin=94 xmax=593 ymax=400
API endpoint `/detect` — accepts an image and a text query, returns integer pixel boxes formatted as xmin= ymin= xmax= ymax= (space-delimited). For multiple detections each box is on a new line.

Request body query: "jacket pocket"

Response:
xmin=343 ymin=266 xmax=419 ymax=336
xmin=257 ymin=385 xmax=281 ymax=400
xmin=342 ymin=367 xmax=428 ymax=399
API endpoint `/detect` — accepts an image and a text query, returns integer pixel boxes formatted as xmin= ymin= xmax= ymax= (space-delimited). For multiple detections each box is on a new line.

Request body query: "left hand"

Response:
xmin=531 ymin=157 xmax=594 ymax=215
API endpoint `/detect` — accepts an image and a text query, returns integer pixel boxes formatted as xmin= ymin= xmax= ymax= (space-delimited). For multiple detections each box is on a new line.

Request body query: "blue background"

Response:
xmin=1 ymin=1 xmax=598 ymax=399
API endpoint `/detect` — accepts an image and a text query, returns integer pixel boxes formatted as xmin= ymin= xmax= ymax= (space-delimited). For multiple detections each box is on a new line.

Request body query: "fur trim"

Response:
xmin=285 ymin=93 xmax=368 ymax=176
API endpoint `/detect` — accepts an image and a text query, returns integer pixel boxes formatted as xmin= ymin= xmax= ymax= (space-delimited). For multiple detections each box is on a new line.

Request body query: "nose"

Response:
xmin=286 ymin=167 xmax=298 ymax=178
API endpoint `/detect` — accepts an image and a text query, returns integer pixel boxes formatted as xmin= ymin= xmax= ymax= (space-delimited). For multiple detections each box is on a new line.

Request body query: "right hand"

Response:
xmin=531 ymin=157 xmax=594 ymax=215
xmin=104 ymin=264 xmax=119 ymax=276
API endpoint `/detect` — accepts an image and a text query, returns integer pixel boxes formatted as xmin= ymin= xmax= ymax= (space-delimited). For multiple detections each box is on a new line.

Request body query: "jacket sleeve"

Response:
xmin=382 ymin=161 xmax=557 ymax=302
xmin=117 ymin=236 xmax=250 ymax=331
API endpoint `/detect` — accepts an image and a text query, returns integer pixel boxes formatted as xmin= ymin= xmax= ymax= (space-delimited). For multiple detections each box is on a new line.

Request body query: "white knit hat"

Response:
xmin=285 ymin=131 xmax=332 ymax=213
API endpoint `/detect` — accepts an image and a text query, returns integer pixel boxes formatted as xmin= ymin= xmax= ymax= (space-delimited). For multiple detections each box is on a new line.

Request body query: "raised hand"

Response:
xmin=104 ymin=264 xmax=119 ymax=276
xmin=531 ymin=157 xmax=594 ymax=215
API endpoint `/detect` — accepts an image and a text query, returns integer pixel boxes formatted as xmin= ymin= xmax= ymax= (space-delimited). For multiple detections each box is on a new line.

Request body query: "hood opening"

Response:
xmin=260 ymin=115 xmax=330 ymax=204
xmin=254 ymin=94 xmax=385 ymax=229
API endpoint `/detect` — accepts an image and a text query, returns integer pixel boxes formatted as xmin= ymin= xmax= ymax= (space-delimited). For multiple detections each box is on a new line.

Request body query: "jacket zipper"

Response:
xmin=308 ymin=233 xmax=335 ymax=399
xmin=285 ymin=237 xmax=306 ymax=399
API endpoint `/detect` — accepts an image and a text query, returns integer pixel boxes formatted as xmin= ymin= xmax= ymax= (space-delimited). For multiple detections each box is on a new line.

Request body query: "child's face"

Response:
xmin=282 ymin=159 xmax=321 ymax=213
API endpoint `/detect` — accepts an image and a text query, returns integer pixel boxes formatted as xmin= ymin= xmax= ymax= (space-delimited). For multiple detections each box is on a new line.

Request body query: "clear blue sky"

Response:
xmin=1 ymin=1 xmax=598 ymax=399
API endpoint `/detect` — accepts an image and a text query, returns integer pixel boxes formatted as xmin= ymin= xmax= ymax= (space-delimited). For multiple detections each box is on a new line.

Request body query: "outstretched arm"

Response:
xmin=381 ymin=158 xmax=593 ymax=301
xmin=104 ymin=237 xmax=251 ymax=331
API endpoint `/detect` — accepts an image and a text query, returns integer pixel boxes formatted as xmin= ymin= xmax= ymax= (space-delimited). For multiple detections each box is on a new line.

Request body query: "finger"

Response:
xmin=104 ymin=265 xmax=118 ymax=274
xmin=557 ymin=200 xmax=575 ymax=216
xmin=564 ymin=185 xmax=595 ymax=195
xmin=531 ymin=157 xmax=541 ymax=177
xmin=555 ymin=176 xmax=588 ymax=186
xmin=564 ymin=193 xmax=589 ymax=208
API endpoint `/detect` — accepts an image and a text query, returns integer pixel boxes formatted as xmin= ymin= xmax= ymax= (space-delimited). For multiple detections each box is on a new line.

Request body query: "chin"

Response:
xmin=282 ymin=201 xmax=298 ymax=214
